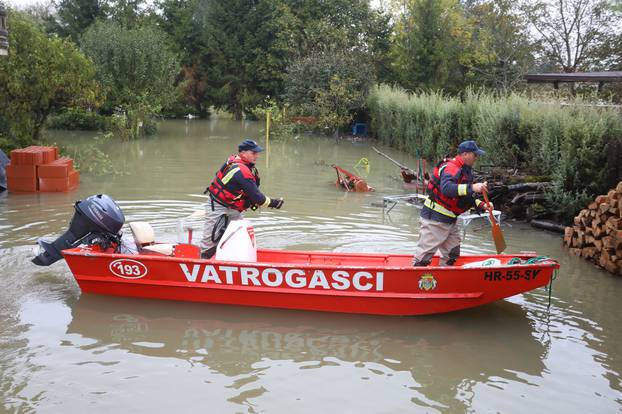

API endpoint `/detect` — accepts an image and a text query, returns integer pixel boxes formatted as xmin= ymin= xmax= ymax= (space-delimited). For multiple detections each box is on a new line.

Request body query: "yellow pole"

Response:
xmin=266 ymin=110 xmax=271 ymax=168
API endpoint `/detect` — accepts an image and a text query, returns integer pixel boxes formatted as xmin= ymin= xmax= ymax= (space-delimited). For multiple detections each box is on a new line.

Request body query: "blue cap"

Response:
xmin=238 ymin=139 xmax=264 ymax=153
xmin=457 ymin=140 xmax=485 ymax=156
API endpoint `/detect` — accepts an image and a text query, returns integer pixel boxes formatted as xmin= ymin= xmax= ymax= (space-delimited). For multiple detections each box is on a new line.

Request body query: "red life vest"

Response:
xmin=426 ymin=156 xmax=472 ymax=216
xmin=208 ymin=155 xmax=259 ymax=211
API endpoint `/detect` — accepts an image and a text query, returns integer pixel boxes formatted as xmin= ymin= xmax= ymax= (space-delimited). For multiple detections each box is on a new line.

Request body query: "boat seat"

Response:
xmin=142 ymin=243 xmax=176 ymax=256
xmin=129 ymin=222 xmax=175 ymax=256
xmin=129 ymin=222 xmax=155 ymax=247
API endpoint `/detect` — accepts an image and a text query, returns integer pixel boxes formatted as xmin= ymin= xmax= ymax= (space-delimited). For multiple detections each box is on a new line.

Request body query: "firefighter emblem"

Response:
xmin=418 ymin=274 xmax=437 ymax=291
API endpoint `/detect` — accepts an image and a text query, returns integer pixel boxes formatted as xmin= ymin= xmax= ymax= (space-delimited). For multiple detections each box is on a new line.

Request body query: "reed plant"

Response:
xmin=367 ymin=85 xmax=622 ymax=222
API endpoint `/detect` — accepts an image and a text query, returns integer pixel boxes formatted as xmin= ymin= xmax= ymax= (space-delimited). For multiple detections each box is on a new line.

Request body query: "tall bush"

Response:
xmin=81 ymin=21 xmax=178 ymax=138
xmin=0 ymin=11 xmax=101 ymax=151
xmin=367 ymin=85 xmax=622 ymax=221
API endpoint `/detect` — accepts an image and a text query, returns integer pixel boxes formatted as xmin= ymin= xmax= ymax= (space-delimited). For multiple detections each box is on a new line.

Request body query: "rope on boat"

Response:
xmin=526 ymin=255 xmax=551 ymax=264
xmin=506 ymin=255 xmax=550 ymax=265
xmin=505 ymin=255 xmax=557 ymax=310
xmin=547 ymin=269 xmax=558 ymax=310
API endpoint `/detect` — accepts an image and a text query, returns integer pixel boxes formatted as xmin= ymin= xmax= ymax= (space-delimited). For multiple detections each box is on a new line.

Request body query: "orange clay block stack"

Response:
xmin=6 ymin=146 xmax=79 ymax=193
xmin=563 ymin=181 xmax=622 ymax=275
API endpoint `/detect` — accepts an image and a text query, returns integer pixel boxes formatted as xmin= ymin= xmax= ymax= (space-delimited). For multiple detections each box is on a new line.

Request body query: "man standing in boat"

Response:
xmin=412 ymin=140 xmax=491 ymax=267
xmin=200 ymin=139 xmax=283 ymax=259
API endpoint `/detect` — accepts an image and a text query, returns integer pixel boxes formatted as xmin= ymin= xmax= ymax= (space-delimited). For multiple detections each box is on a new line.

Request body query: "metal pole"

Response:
xmin=265 ymin=110 xmax=270 ymax=168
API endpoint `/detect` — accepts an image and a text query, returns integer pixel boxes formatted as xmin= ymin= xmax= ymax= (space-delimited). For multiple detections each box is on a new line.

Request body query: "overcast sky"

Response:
xmin=5 ymin=0 xmax=44 ymax=8
xmin=5 ymin=0 xmax=386 ymax=11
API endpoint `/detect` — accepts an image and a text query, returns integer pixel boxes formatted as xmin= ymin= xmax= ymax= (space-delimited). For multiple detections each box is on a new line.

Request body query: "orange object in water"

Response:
xmin=7 ymin=176 xmax=38 ymax=192
xmin=36 ymin=146 xmax=57 ymax=164
xmin=10 ymin=147 xmax=43 ymax=166
xmin=332 ymin=164 xmax=374 ymax=192
xmin=38 ymin=157 xmax=74 ymax=178
xmin=7 ymin=146 xmax=79 ymax=193
xmin=401 ymin=169 xmax=417 ymax=183
xmin=6 ymin=164 xmax=37 ymax=178
xmin=39 ymin=170 xmax=80 ymax=192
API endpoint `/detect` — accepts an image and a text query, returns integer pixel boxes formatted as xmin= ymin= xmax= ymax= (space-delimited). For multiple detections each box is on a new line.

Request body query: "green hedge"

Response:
xmin=367 ymin=85 xmax=622 ymax=221
xmin=47 ymin=109 xmax=112 ymax=131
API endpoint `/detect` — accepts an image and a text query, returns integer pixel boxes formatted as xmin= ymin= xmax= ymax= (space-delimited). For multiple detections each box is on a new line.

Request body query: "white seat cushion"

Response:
xmin=129 ymin=222 xmax=155 ymax=246
xmin=142 ymin=243 xmax=176 ymax=256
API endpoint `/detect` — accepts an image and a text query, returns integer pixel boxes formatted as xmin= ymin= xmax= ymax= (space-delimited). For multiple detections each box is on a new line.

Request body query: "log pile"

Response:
xmin=563 ymin=181 xmax=622 ymax=275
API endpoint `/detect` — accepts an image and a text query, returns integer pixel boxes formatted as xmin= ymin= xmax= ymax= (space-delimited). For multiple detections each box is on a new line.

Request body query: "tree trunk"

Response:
xmin=232 ymin=103 xmax=243 ymax=121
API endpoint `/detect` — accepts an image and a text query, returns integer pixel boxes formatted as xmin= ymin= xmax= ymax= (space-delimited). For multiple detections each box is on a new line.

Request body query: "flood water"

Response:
xmin=1 ymin=118 xmax=621 ymax=413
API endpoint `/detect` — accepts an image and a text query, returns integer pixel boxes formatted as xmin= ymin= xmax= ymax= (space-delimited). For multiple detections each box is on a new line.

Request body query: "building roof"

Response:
xmin=525 ymin=71 xmax=622 ymax=83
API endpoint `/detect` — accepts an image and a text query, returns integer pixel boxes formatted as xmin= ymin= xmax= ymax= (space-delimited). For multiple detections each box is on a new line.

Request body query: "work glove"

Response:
xmin=475 ymin=199 xmax=492 ymax=213
xmin=268 ymin=197 xmax=284 ymax=209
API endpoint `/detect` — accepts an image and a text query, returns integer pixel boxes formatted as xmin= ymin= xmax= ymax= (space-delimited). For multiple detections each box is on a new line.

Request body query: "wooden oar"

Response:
xmin=483 ymin=190 xmax=506 ymax=253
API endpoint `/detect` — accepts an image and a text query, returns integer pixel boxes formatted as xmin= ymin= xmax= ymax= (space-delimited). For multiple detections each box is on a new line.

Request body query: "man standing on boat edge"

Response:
xmin=412 ymin=140 xmax=491 ymax=267
xmin=200 ymin=139 xmax=284 ymax=259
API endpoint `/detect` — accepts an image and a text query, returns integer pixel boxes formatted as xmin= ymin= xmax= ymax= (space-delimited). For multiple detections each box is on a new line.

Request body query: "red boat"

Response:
xmin=33 ymin=194 xmax=559 ymax=316
xmin=60 ymin=246 xmax=557 ymax=316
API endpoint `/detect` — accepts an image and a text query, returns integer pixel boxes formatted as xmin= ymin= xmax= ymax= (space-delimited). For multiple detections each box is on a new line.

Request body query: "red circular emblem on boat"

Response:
xmin=109 ymin=259 xmax=148 ymax=279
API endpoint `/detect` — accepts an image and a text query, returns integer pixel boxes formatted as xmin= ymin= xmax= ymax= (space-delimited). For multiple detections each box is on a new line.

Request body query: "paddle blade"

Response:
xmin=482 ymin=189 xmax=506 ymax=253
xmin=491 ymin=222 xmax=507 ymax=253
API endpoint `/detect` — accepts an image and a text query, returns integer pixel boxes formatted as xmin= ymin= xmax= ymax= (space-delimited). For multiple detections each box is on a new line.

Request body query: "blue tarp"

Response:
xmin=351 ymin=123 xmax=367 ymax=136
xmin=0 ymin=149 xmax=8 ymax=191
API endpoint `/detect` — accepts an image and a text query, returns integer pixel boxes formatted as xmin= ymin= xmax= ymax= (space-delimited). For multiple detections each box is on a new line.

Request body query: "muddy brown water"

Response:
xmin=1 ymin=118 xmax=621 ymax=413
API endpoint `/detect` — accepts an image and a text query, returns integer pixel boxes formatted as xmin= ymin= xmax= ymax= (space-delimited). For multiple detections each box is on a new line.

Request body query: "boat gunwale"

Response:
xmin=62 ymin=247 xmax=560 ymax=272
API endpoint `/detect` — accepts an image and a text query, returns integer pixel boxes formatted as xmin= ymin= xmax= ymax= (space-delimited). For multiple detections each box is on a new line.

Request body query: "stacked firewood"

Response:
xmin=564 ymin=181 xmax=622 ymax=275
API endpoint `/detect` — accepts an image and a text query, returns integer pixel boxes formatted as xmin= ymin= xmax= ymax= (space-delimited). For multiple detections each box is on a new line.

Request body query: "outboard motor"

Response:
xmin=32 ymin=194 xmax=125 ymax=266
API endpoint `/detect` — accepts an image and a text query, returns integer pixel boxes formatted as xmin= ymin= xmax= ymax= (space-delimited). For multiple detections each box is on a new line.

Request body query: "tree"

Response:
xmin=109 ymin=0 xmax=149 ymax=27
xmin=154 ymin=0 xmax=392 ymax=118
xmin=284 ymin=46 xmax=375 ymax=136
xmin=390 ymin=0 xmax=479 ymax=91
xmin=0 ymin=11 xmax=101 ymax=149
xmin=194 ymin=0 xmax=298 ymax=119
xmin=47 ymin=0 xmax=109 ymax=43
xmin=288 ymin=0 xmax=393 ymax=82
xmin=410 ymin=0 xmax=452 ymax=89
xmin=522 ymin=0 xmax=618 ymax=73
xmin=393 ymin=0 xmax=454 ymax=90
xmin=81 ymin=21 xmax=178 ymax=137
xmin=466 ymin=0 xmax=535 ymax=93
xmin=153 ymin=0 xmax=211 ymax=116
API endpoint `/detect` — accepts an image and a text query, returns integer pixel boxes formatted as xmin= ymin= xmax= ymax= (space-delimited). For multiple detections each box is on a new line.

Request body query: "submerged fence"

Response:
xmin=367 ymin=85 xmax=622 ymax=220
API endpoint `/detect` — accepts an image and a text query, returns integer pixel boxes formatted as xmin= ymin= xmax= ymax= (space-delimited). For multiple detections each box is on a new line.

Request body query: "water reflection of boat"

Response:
xmin=68 ymin=295 xmax=547 ymax=386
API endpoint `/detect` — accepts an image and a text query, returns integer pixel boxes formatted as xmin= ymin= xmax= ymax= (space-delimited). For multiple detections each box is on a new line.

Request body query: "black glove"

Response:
xmin=268 ymin=197 xmax=284 ymax=209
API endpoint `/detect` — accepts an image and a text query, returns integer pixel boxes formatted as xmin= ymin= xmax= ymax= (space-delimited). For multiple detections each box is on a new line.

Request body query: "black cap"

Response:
xmin=457 ymin=140 xmax=485 ymax=156
xmin=238 ymin=139 xmax=264 ymax=153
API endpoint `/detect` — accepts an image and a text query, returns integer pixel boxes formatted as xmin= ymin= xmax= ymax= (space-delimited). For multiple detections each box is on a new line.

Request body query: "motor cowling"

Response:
xmin=32 ymin=194 xmax=125 ymax=266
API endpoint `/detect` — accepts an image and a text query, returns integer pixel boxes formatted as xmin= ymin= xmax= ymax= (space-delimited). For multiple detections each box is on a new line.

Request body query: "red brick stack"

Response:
xmin=6 ymin=146 xmax=79 ymax=192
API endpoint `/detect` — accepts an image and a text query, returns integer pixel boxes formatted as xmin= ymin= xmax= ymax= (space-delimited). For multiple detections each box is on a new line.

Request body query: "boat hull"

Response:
xmin=62 ymin=247 xmax=559 ymax=316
